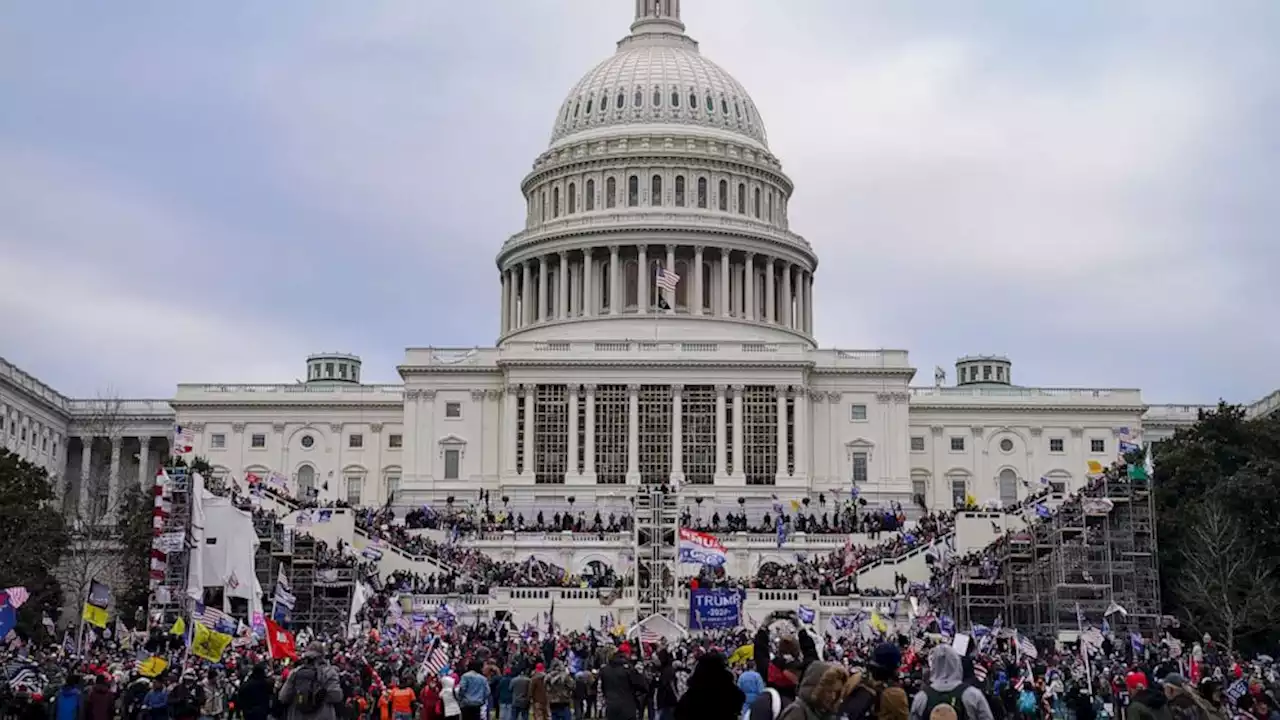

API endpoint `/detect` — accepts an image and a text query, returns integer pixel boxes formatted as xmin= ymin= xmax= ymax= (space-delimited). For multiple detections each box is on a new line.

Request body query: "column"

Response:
xmin=828 ymin=393 xmax=840 ymax=484
xmin=731 ymin=386 xmax=744 ymax=478
xmin=664 ymin=244 xmax=676 ymax=313
xmin=637 ymin=245 xmax=648 ymax=313
xmin=626 ymin=384 xmax=640 ymax=481
xmin=806 ymin=272 xmax=814 ymax=334
xmin=744 ymin=252 xmax=756 ymax=321
xmin=796 ymin=269 xmax=806 ymax=333
xmin=557 ymin=252 xmax=569 ymax=320
xmin=421 ymin=390 xmax=438 ymax=481
xmin=137 ymin=437 xmax=151 ymax=489
xmin=107 ymin=436 xmax=121 ymax=519
xmin=521 ymin=262 xmax=533 ymax=326
xmin=781 ymin=261 xmax=793 ymax=329
xmin=693 ymin=246 xmax=704 ymax=316
xmin=567 ymin=384 xmax=580 ymax=476
xmin=582 ymin=249 xmax=595 ymax=317
xmin=719 ymin=251 xmax=731 ymax=317
xmin=795 ymin=390 xmax=808 ymax=478
xmin=584 ymin=385 xmax=597 ymax=478
xmin=765 ymin=257 xmax=776 ymax=323
xmin=500 ymin=270 xmax=510 ymax=335
xmin=503 ymin=387 xmax=518 ymax=475
xmin=671 ymin=385 xmax=684 ymax=485
xmin=538 ymin=257 xmax=549 ymax=322
xmin=79 ymin=438 xmax=92 ymax=518
xmin=775 ymin=387 xmax=788 ymax=478
xmin=714 ymin=385 xmax=727 ymax=478
xmin=609 ymin=246 xmax=620 ymax=315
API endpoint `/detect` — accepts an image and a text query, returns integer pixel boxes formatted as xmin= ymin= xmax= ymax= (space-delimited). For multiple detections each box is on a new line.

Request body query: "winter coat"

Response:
xmin=1127 ymin=688 xmax=1173 ymax=720
xmin=776 ymin=662 xmax=850 ymax=720
xmin=738 ymin=670 xmax=765 ymax=715
xmin=600 ymin=656 xmax=644 ymax=720
xmin=279 ymin=659 xmax=345 ymax=720
xmin=909 ymin=647 xmax=995 ymax=720
xmin=511 ymin=676 xmax=532 ymax=709
xmin=440 ymin=677 xmax=462 ymax=719
xmin=53 ymin=686 xmax=83 ymax=720
xmin=84 ymin=684 xmax=116 ymax=720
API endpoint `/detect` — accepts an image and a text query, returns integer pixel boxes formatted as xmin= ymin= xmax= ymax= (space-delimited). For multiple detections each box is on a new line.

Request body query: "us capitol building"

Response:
xmin=4 ymin=1 xmax=1277 ymax=526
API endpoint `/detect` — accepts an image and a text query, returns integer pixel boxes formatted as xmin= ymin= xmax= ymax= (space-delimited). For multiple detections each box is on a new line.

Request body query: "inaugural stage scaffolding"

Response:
xmin=253 ymin=514 xmax=355 ymax=634
xmin=953 ymin=473 xmax=1161 ymax=639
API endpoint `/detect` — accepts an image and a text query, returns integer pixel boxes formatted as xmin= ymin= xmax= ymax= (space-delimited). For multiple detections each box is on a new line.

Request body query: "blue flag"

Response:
xmin=0 ymin=598 xmax=15 ymax=639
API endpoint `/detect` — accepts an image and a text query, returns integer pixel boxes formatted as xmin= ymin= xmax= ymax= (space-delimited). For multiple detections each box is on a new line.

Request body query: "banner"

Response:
xmin=688 ymin=588 xmax=744 ymax=630
xmin=678 ymin=528 xmax=727 ymax=567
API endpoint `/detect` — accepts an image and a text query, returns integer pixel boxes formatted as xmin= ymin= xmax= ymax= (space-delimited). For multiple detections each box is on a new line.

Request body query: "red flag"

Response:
xmin=265 ymin=619 xmax=298 ymax=660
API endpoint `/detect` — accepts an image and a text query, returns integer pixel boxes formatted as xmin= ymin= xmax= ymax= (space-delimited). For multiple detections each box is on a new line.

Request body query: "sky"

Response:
xmin=1 ymin=1 xmax=1277 ymax=404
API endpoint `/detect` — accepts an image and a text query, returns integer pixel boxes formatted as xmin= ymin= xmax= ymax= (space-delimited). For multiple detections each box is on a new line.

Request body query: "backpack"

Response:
xmin=923 ymin=686 xmax=969 ymax=720
xmin=841 ymin=684 xmax=881 ymax=720
xmin=744 ymin=688 xmax=783 ymax=720
xmin=1017 ymin=690 xmax=1037 ymax=715
xmin=547 ymin=672 xmax=575 ymax=705
xmin=292 ymin=666 xmax=329 ymax=714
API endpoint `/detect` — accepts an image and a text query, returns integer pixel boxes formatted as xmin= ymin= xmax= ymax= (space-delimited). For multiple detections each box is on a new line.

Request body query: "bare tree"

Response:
xmin=1174 ymin=494 xmax=1280 ymax=650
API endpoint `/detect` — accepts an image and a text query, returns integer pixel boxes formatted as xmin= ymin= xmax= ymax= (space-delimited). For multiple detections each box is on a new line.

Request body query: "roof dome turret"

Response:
xmin=548 ymin=1 xmax=768 ymax=149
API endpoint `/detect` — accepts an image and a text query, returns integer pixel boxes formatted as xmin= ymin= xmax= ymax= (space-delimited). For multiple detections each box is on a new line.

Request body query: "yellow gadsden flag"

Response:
xmin=190 ymin=622 xmax=233 ymax=663
xmin=138 ymin=656 xmax=169 ymax=678
xmin=1086 ymin=460 xmax=1105 ymax=475
xmin=169 ymin=617 xmax=186 ymax=636
xmin=81 ymin=602 xmax=108 ymax=629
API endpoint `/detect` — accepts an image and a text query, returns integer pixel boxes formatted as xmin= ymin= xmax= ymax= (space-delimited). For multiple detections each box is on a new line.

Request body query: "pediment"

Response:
xmin=437 ymin=433 xmax=467 ymax=446
xmin=844 ymin=436 xmax=875 ymax=449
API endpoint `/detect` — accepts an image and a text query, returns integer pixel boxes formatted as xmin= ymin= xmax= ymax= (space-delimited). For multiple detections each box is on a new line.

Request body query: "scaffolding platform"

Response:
xmin=953 ymin=473 xmax=1161 ymax=638
xmin=635 ymin=490 xmax=679 ymax=623
xmin=256 ymin=520 xmax=354 ymax=634
xmin=149 ymin=466 xmax=191 ymax=625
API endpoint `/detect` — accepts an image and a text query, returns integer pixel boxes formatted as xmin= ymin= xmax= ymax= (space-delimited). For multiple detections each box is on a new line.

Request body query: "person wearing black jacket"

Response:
xmin=747 ymin=611 xmax=819 ymax=720
xmin=600 ymin=652 xmax=645 ymax=720
xmin=655 ymin=650 xmax=679 ymax=720
xmin=236 ymin=665 xmax=275 ymax=720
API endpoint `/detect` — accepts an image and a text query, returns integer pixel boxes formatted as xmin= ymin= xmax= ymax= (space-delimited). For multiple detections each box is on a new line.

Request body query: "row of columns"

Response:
xmin=74 ymin=435 xmax=164 ymax=522
xmin=0 ymin=405 xmax=63 ymax=476
xmin=499 ymin=245 xmax=815 ymax=335
xmin=503 ymin=384 xmax=808 ymax=482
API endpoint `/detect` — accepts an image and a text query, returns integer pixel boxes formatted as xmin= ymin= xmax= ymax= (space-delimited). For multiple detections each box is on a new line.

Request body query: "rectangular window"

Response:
xmin=851 ymin=452 xmax=868 ymax=484
xmin=250 ymin=434 xmax=266 ymax=448
xmin=444 ymin=449 xmax=461 ymax=480
xmin=951 ymin=479 xmax=968 ymax=508
xmin=445 ymin=402 xmax=462 ymax=418
xmin=910 ymin=436 xmax=925 ymax=452
xmin=1049 ymin=438 xmax=1064 ymax=452
xmin=349 ymin=434 xmax=364 ymax=449
xmin=42 ymin=437 xmax=48 ymax=451
xmin=386 ymin=474 xmax=401 ymax=500
xmin=1091 ymin=438 xmax=1105 ymax=453
xmin=849 ymin=404 xmax=867 ymax=421
xmin=1050 ymin=480 xmax=1066 ymax=493
xmin=210 ymin=434 xmax=226 ymax=449
xmin=20 ymin=427 xmax=26 ymax=442
xmin=388 ymin=434 xmax=403 ymax=449
xmin=912 ymin=478 xmax=928 ymax=501
xmin=950 ymin=436 xmax=965 ymax=452
xmin=346 ymin=476 xmax=363 ymax=506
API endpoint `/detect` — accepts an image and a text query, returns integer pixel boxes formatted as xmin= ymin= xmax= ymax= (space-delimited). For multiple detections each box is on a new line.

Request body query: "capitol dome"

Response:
xmin=549 ymin=28 xmax=769 ymax=149
xmin=495 ymin=0 xmax=817 ymax=348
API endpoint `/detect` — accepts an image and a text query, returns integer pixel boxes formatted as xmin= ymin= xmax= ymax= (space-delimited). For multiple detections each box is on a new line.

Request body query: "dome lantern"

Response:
xmin=955 ymin=355 xmax=1013 ymax=387
xmin=306 ymin=352 xmax=362 ymax=385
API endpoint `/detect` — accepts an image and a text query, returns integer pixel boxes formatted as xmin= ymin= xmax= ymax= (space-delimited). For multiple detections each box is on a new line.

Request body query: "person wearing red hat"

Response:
xmin=1125 ymin=670 xmax=1171 ymax=720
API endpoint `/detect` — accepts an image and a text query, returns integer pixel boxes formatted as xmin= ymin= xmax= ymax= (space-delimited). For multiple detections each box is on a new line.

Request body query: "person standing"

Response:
xmin=512 ymin=669 xmax=533 ymax=720
xmin=461 ymin=661 xmax=493 ymax=720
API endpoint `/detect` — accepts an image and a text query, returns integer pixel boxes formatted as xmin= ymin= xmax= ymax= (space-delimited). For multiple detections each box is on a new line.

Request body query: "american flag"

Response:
xmin=1015 ymin=633 xmax=1038 ymax=659
xmin=656 ymin=267 xmax=680 ymax=292
xmin=6 ymin=661 xmax=41 ymax=693
xmin=2 ymin=587 xmax=29 ymax=609
xmin=194 ymin=603 xmax=236 ymax=634
xmin=173 ymin=426 xmax=194 ymax=455
xmin=423 ymin=640 xmax=450 ymax=675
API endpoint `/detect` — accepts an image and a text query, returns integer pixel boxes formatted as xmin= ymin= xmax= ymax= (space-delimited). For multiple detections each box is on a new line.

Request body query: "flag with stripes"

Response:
xmin=424 ymin=640 xmax=450 ymax=675
xmin=1015 ymin=633 xmax=1038 ymax=659
xmin=972 ymin=662 xmax=988 ymax=683
xmin=3 ymin=587 xmax=30 ymax=609
xmin=6 ymin=661 xmax=41 ymax=693
xmin=174 ymin=426 xmax=194 ymax=455
xmin=656 ymin=267 xmax=680 ymax=292
xmin=194 ymin=603 xmax=237 ymax=634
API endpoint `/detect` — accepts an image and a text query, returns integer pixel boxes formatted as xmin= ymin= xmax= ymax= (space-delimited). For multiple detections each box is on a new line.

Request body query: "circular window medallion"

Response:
xmin=301 ymin=435 xmax=315 ymax=449
xmin=1000 ymin=438 xmax=1014 ymax=452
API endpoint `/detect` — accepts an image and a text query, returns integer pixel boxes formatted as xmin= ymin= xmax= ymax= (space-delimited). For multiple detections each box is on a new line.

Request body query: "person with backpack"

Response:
xmin=839 ymin=642 xmax=909 ymax=720
xmin=775 ymin=661 xmax=849 ymax=720
xmin=279 ymin=641 xmax=346 ymax=720
xmin=461 ymin=662 xmax=495 ymax=720
xmin=546 ymin=661 xmax=577 ymax=720
xmin=909 ymin=646 xmax=994 ymax=720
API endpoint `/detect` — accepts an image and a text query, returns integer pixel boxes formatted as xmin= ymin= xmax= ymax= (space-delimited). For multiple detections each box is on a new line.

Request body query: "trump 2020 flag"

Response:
xmin=678 ymin=528 xmax=727 ymax=567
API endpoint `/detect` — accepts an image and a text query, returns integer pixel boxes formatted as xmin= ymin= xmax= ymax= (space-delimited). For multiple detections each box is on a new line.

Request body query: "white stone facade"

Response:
xmin=4 ymin=2 xmax=1276 ymax=558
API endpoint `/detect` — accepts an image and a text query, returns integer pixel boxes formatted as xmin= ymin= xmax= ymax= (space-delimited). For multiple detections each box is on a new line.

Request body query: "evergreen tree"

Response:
xmin=0 ymin=449 xmax=68 ymax=635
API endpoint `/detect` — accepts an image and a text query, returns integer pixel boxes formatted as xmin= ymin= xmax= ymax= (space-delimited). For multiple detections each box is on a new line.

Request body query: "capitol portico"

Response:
xmin=3 ymin=0 xmax=1277 ymax=528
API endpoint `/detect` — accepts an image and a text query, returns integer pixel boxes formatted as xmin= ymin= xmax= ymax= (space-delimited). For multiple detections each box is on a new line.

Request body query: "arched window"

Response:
xmin=721 ymin=97 xmax=729 ymax=114
xmin=689 ymin=92 xmax=697 ymax=109
xmin=601 ymin=92 xmax=609 ymax=111
xmin=600 ymin=259 xmax=611 ymax=311
xmin=753 ymin=187 xmax=761 ymax=218
xmin=718 ymin=179 xmax=728 ymax=211
xmin=540 ymin=190 xmax=547 ymax=221
xmin=624 ymin=260 xmax=639 ymax=308
xmin=737 ymin=183 xmax=746 ymax=214
xmin=697 ymin=177 xmax=707 ymax=208
xmin=706 ymin=94 xmax=714 ymax=113
xmin=616 ymin=90 xmax=625 ymax=108
xmin=674 ymin=175 xmax=685 ymax=207
xmin=701 ymin=261 xmax=713 ymax=311
xmin=999 ymin=469 xmax=1018 ymax=507
xmin=768 ymin=190 xmax=774 ymax=221
xmin=296 ymin=465 xmax=316 ymax=500
xmin=648 ymin=258 xmax=661 ymax=308
xmin=651 ymin=175 xmax=663 ymax=207
xmin=568 ymin=182 xmax=577 ymax=214
xmin=671 ymin=89 xmax=680 ymax=108
xmin=634 ymin=89 xmax=643 ymax=107
xmin=585 ymin=97 xmax=593 ymax=115
xmin=573 ymin=100 xmax=579 ymax=118
xmin=606 ymin=177 xmax=617 ymax=208
xmin=733 ymin=100 xmax=741 ymax=119
xmin=628 ymin=176 xmax=639 ymax=207
xmin=553 ymin=186 xmax=561 ymax=218
xmin=653 ymin=87 xmax=662 ymax=107
xmin=585 ymin=179 xmax=596 ymax=211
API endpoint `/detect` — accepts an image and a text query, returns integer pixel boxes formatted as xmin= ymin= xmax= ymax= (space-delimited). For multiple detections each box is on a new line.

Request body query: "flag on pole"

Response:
xmin=656 ymin=267 xmax=680 ymax=292
xmin=3 ymin=588 xmax=29 ymax=609
xmin=173 ymin=426 xmax=194 ymax=455
xmin=265 ymin=619 xmax=298 ymax=660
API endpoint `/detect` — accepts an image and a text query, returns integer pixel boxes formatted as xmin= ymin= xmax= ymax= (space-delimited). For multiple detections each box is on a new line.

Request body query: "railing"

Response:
xmin=177 ymin=383 xmax=404 ymax=396
xmin=0 ymin=356 xmax=70 ymax=410
xmin=1248 ymin=389 xmax=1280 ymax=418
xmin=67 ymin=399 xmax=173 ymax=416
xmin=909 ymin=387 xmax=1143 ymax=404
xmin=854 ymin=532 xmax=954 ymax=575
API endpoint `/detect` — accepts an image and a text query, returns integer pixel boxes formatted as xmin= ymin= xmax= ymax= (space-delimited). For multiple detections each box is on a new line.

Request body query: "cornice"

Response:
xmin=522 ymin=152 xmax=793 ymax=195
xmin=906 ymin=402 xmax=1148 ymax=414
xmin=168 ymin=400 xmax=404 ymax=411
xmin=495 ymin=359 xmax=816 ymax=370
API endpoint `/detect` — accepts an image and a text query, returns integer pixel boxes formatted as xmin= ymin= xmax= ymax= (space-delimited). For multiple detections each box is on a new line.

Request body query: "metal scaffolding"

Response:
xmin=635 ymin=490 xmax=679 ymax=622
xmin=954 ymin=472 xmax=1161 ymax=639
xmin=254 ymin=520 xmax=354 ymax=634
xmin=149 ymin=466 xmax=191 ymax=624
